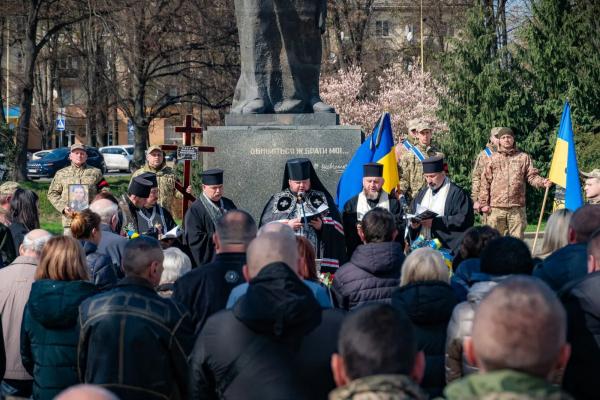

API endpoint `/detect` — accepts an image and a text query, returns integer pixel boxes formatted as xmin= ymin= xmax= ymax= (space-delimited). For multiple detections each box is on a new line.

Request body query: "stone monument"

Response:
xmin=203 ymin=0 xmax=363 ymax=219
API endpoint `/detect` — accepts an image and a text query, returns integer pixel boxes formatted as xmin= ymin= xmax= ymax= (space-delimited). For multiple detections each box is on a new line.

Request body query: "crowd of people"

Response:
xmin=0 ymin=128 xmax=597 ymax=400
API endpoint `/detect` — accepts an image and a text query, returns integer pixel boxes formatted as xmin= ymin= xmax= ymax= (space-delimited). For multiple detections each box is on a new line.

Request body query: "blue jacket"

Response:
xmin=80 ymin=240 xmax=122 ymax=290
xmin=533 ymin=243 xmax=587 ymax=292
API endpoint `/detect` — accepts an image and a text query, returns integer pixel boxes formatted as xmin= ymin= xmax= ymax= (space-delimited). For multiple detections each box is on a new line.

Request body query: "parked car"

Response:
xmin=100 ymin=145 xmax=134 ymax=172
xmin=27 ymin=147 xmax=106 ymax=179
xmin=32 ymin=150 xmax=52 ymax=160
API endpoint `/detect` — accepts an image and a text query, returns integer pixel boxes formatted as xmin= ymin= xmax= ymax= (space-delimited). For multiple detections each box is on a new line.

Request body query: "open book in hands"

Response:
xmin=407 ymin=204 xmax=438 ymax=223
xmin=159 ymin=225 xmax=182 ymax=241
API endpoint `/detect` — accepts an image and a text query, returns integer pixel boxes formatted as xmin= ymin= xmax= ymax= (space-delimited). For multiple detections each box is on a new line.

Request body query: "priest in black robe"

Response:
xmin=135 ymin=172 xmax=177 ymax=238
xmin=118 ymin=176 xmax=153 ymax=235
xmin=408 ymin=155 xmax=474 ymax=254
xmin=184 ymin=169 xmax=237 ymax=268
xmin=342 ymin=163 xmax=406 ymax=259
xmin=260 ymin=158 xmax=346 ymax=271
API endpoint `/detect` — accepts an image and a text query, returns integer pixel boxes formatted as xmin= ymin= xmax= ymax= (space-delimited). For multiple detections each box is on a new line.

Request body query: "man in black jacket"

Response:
xmin=408 ymin=156 xmax=474 ymax=254
xmin=173 ymin=210 xmax=257 ymax=334
xmin=78 ymin=236 xmax=195 ymax=400
xmin=561 ymin=227 xmax=600 ymax=399
xmin=89 ymin=198 xmax=127 ymax=269
xmin=333 ymin=208 xmax=404 ymax=310
xmin=189 ymin=230 xmax=345 ymax=400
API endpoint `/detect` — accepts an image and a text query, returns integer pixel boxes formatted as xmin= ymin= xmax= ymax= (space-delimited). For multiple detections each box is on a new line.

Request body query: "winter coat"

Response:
xmin=78 ymin=276 xmax=194 ymax=400
xmin=533 ymin=243 xmax=587 ymax=292
xmin=445 ymin=280 xmax=498 ymax=383
xmin=97 ymin=223 xmax=127 ymax=268
xmin=391 ymin=281 xmax=458 ymax=397
xmin=450 ymin=258 xmax=490 ymax=302
xmin=189 ymin=262 xmax=345 ymax=400
xmin=561 ymin=271 xmax=600 ymax=400
xmin=9 ymin=222 xmax=29 ymax=256
xmin=329 ymin=374 xmax=427 ymax=400
xmin=444 ymin=369 xmax=574 ymax=400
xmin=332 ymin=242 xmax=404 ymax=310
xmin=80 ymin=240 xmax=121 ymax=290
xmin=479 ymin=147 xmax=546 ymax=208
xmin=20 ymin=279 xmax=98 ymax=400
xmin=0 ymin=255 xmax=37 ymax=380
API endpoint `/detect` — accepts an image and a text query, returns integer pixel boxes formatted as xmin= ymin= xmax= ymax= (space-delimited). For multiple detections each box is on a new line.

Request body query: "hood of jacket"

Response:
xmin=391 ymin=281 xmax=458 ymax=325
xmin=329 ymin=374 xmax=427 ymax=400
xmin=350 ymin=242 xmax=405 ymax=275
xmin=28 ymin=279 xmax=97 ymax=329
xmin=467 ymin=280 xmax=498 ymax=304
xmin=233 ymin=262 xmax=321 ymax=338
xmin=444 ymin=369 xmax=573 ymax=400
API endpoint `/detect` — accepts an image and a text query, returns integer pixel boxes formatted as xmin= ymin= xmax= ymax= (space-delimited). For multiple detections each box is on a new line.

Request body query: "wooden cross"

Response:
xmin=160 ymin=114 xmax=214 ymax=216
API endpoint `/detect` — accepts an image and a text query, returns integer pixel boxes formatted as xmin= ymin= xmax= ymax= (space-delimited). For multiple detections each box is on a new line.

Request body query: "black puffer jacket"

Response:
xmin=21 ymin=280 xmax=98 ymax=400
xmin=332 ymin=242 xmax=404 ymax=310
xmin=561 ymin=271 xmax=600 ymax=400
xmin=189 ymin=262 xmax=345 ymax=400
xmin=391 ymin=281 xmax=458 ymax=398
xmin=533 ymin=243 xmax=587 ymax=292
xmin=80 ymin=240 xmax=121 ymax=290
xmin=78 ymin=276 xmax=195 ymax=400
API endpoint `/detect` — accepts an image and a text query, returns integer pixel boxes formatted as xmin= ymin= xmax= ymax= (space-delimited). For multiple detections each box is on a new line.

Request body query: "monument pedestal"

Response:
xmin=204 ymin=115 xmax=362 ymax=220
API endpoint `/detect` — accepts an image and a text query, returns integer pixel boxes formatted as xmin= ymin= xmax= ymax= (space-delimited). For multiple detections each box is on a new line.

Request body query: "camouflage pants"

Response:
xmin=488 ymin=206 xmax=526 ymax=239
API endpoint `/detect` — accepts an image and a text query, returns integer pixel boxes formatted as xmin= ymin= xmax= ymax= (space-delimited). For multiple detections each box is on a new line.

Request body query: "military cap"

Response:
xmin=416 ymin=121 xmax=433 ymax=132
xmin=406 ymin=118 xmax=420 ymax=132
xmin=147 ymin=145 xmax=163 ymax=154
xmin=70 ymin=143 xmax=86 ymax=152
xmin=581 ymin=169 xmax=600 ymax=179
xmin=495 ymin=127 xmax=514 ymax=137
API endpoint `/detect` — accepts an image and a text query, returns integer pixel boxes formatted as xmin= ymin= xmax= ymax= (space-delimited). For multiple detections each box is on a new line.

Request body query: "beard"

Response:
xmin=363 ymin=188 xmax=381 ymax=200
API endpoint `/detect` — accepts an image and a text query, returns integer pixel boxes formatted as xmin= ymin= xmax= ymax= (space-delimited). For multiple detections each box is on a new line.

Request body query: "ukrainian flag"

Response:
xmin=336 ymin=112 xmax=399 ymax=209
xmin=548 ymin=101 xmax=583 ymax=211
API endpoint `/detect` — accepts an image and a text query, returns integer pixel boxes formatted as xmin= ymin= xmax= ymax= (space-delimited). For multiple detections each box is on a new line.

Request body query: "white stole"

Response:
xmin=418 ymin=178 xmax=450 ymax=239
xmin=356 ymin=191 xmax=390 ymax=221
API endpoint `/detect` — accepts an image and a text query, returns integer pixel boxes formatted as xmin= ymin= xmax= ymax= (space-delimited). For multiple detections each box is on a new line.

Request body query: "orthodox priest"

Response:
xmin=408 ymin=156 xmax=474 ymax=254
xmin=342 ymin=163 xmax=406 ymax=259
xmin=184 ymin=169 xmax=237 ymax=268
xmin=260 ymin=158 xmax=346 ymax=271
xmin=118 ymin=176 xmax=153 ymax=235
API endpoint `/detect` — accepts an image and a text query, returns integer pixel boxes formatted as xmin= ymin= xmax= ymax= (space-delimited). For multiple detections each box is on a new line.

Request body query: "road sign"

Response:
xmin=56 ymin=118 xmax=65 ymax=131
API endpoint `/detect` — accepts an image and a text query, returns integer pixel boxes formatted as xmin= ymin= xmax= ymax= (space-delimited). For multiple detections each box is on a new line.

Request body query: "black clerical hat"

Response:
xmin=138 ymin=172 xmax=158 ymax=188
xmin=286 ymin=158 xmax=311 ymax=181
xmin=201 ymin=169 xmax=224 ymax=185
xmin=128 ymin=177 xmax=152 ymax=198
xmin=363 ymin=163 xmax=383 ymax=178
xmin=422 ymin=155 xmax=445 ymax=173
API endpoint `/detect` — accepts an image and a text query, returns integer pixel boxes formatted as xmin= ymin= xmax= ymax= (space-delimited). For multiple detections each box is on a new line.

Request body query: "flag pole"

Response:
xmin=532 ymin=185 xmax=550 ymax=254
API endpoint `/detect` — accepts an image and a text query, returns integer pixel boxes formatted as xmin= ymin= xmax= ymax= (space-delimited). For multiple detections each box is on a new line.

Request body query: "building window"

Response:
xmin=375 ymin=20 xmax=390 ymax=37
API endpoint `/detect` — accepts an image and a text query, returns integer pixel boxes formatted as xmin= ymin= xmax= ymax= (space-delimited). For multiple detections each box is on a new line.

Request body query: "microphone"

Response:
xmin=297 ymin=191 xmax=305 ymax=204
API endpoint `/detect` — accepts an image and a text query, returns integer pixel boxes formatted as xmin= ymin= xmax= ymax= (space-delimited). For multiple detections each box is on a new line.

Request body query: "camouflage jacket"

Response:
xmin=329 ymin=375 xmax=428 ymax=400
xmin=471 ymin=144 xmax=497 ymax=202
xmin=398 ymin=143 xmax=442 ymax=199
xmin=479 ymin=148 xmax=545 ymax=208
xmin=443 ymin=369 xmax=574 ymax=400
xmin=132 ymin=162 xmax=181 ymax=213
xmin=47 ymin=163 xmax=105 ymax=227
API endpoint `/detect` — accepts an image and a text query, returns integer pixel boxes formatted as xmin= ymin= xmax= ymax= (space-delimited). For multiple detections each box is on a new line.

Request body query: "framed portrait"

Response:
xmin=68 ymin=184 xmax=89 ymax=211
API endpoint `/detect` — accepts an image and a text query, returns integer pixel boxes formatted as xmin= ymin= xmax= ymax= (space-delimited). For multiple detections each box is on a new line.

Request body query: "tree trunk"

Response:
xmin=15 ymin=30 xmax=37 ymax=180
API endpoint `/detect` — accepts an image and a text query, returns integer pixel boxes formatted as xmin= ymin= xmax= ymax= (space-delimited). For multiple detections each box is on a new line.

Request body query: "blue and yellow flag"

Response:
xmin=336 ymin=112 xmax=399 ymax=209
xmin=548 ymin=101 xmax=583 ymax=211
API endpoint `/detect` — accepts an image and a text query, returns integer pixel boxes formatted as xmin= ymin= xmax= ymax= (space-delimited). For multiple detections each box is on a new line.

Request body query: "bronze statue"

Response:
xmin=231 ymin=0 xmax=335 ymax=114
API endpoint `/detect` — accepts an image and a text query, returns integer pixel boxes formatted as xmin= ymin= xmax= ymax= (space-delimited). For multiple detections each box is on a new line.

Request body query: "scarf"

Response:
xmin=199 ymin=192 xmax=225 ymax=225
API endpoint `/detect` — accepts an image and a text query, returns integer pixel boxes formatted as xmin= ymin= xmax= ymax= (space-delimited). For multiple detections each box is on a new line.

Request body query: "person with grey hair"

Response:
xmin=0 ymin=229 xmax=51 ymax=398
xmin=78 ymin=236 xmax=194 ymax=400
xmin=157 ymin=247 xmax=192 ymax=297
xmin=174 ymin=210 xmax=257 ymax=334
xmin=445 ymin=276 xmax=572 ymax=399
xmin=55 ymin=384 xmax=120 ymax=400
xmin=189 ymin=231 xmax=345 ymax=399
xmin=90 ymin=198 xmax=128 ymax=268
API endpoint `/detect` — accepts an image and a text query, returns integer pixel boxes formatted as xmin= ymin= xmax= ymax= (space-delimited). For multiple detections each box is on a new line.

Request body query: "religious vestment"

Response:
xmin=409 ymin=178 xmax=474 ymax=254
xmin=184 ymin=193 xmax=237 ymax=268
xmin=342 ymin=191 xmax=406 ymax=259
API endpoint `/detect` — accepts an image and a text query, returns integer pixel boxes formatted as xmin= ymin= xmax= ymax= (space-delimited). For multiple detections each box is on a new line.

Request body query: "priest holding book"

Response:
xmin=408 ymin=156 xmax=474 ymax=254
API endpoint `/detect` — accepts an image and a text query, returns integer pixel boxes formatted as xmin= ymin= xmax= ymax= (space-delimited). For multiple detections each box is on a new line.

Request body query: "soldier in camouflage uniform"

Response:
xmin=479 ymin=128 xmax=551 ymax=239
xmin=47 ymin=144 xmax=107 ymax=233
xmin=397 ymin=121 xmax=443 ymax=201
xmin=131 ymin=145 xmax=192 ymax=214
xmin=444 ymin=277 xmax=573 ymax=400
xmin=471 ymin=128 xmax=500 ymax=223
xmin=582 ymin=169 xmax=600 ymax=204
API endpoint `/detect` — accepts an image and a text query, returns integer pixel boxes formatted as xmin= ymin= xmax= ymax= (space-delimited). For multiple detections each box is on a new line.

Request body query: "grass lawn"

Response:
xmin=23 ymin=176 xmax=133 ymax=235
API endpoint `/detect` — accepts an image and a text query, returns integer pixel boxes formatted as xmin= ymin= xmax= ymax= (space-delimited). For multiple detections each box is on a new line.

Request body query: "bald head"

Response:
xmin=246 ymin=231 xmax=298 ymax=278
xmin=20 ymin=229 xmax=52 ymax=258
xmin=258 ymin=221 xmax=295 ymax=239
xmin=55 ymin=384 xmax=119 ymax=400
xmin=569 ymin=204 xmax=600 ymax=243
xmin=470 ymin=276 xmax=568 ymax=379
xmin=90 ymin=198 xmax=119 ymax=225
xmin=215 ymin=210 xmax=257 ymax=247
